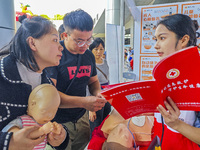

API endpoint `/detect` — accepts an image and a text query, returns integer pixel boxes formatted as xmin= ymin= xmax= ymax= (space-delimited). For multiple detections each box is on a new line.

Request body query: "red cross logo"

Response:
xmin=166 ymin=69 xmax=180 ymax=79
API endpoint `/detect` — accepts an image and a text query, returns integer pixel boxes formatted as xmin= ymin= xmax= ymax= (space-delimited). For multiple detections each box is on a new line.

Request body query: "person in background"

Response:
xmin=124 ymin=48 xmax=128 ymax=63
xmin=88 ymin=38 xmax=111 ymax=136
xmin=131 ymin=48 xmax=134 ymax=55
xmin=47 ymin=9 xmax=107 ymax=150
xmin=126 ymin=47 xmax=133 ymax=62
xmin=58 ymin=24 xmax=65 ymax=41
xmin=130 ymin=58 xmax=133 ymax=71
xmin=127 ymin=53 xmax=133 ymax=71
xmin=153 ymin=14 xmax=200 ymax=150
xmin=0 ymin=16 xmax=68 ymax=150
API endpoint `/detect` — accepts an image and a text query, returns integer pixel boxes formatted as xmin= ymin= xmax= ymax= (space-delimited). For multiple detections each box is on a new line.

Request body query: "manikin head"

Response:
xmin=27 ymin=84 xmax=60 ymax=125
xmin=101 ymin=109 xmax=153 ymax=150
xmin=101 ymin=109 xmax=134 ymax=149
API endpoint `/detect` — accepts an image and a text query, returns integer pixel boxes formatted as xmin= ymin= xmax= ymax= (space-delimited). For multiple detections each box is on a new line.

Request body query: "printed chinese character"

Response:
xmin=196 ymin=83 xmax=200 ymax=88
xmin=172 ymin=82 xmax=176 ymax=86
xmin=167 ymin=84 xmax=171 ymax=88
xmin=183 ymin=85 xmax=188 ymax=89
xmin=189 ymin=84 xmax=195 ymax=88
xmin=177 ymin=81 xmax=183 ymax=85
xmin=184 ymin=79 xmax=189 ymax=83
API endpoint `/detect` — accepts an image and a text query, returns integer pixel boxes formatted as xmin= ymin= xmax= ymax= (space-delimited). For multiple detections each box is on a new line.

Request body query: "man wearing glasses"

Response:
xmin=47 ymin=9 xmax=107 ymax=150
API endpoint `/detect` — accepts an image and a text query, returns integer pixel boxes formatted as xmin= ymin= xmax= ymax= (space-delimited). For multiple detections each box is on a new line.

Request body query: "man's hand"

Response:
xmin=84 ymin=95 xmax=107 ymax=112
xmin=9 ymin=126 xmax=45 ymax=150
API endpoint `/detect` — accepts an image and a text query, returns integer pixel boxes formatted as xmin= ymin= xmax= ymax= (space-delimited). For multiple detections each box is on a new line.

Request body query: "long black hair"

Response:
xmin=157 ymin=14 xmax=198 ymax=47
xmin=1 ymin=16 xmax=55 ymax=72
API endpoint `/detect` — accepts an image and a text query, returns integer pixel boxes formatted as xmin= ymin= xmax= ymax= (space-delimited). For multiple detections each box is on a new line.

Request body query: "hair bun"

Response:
xmin=18 ymin=14 xmax=27 ymax=23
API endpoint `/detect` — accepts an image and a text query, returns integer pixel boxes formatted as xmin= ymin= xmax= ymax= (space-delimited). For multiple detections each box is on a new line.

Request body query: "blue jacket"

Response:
xmin=0 ymin=55 xmax=68 ymax=150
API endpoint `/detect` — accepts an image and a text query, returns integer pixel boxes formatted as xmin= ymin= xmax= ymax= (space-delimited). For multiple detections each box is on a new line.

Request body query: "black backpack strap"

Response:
xmin=65 ymin=54 xmax=82 ymax=93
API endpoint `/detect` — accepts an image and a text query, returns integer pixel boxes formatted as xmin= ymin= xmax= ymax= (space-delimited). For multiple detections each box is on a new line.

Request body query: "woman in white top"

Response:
xmin=153 ymin=14 xmax=200 ymax=150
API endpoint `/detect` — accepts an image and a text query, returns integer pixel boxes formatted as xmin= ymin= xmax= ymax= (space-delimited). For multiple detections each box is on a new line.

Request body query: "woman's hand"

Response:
xmin=9 ymin=126 xmax=45 ymax=150
xmin=47 ymin=123 xmax=66 ymax=147
xmin=89 ymin=111 xmax=97 ymax=122
xmin=157 ymin=96 xmax=181 ymax=130
xmin=157 ymin=97 xmax=200 ymax=145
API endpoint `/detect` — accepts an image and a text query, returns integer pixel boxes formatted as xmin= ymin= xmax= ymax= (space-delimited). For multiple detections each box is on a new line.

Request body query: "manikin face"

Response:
xmin=101 ymin=109 xmax=153 ymax=149
xmin=32 ymin=27 xmax=63 ymax=72
xmin=101 ymin=109 xmax=125 ymax=137
xmin=92 ymin=43 xmax=105 ymax=60
xmin=64 ymin=29 xmax=93 ymax=55
xmin=107 ymin=123 xmax=134 ymax=148
xmin=33 ymin=105 xmax=58 ymax=124
xmin=101 ymin=109 xmax=134 ymax=148
xmin=28 ymin=84 xmax=60 ymax=125
xmin=33 ymin=100 xmax=59 ymax=125
xmin=154 ymin=24 xmax=183 ymax=60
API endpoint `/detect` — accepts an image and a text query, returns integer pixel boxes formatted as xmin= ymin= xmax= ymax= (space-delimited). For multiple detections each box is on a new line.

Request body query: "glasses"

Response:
xmin=68 ymin=35 xmax=94 ymax=47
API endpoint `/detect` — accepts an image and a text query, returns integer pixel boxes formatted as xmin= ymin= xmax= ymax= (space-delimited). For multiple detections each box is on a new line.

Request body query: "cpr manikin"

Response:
xmin=101 ymin=109 xmax=154 ymax=149
xmin=2 ymin=84 xmax=61 ymax=149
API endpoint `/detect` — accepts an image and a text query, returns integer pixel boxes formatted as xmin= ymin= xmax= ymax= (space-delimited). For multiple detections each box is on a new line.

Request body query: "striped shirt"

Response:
xmin=20 ymin=115 xmax=47 ymax=150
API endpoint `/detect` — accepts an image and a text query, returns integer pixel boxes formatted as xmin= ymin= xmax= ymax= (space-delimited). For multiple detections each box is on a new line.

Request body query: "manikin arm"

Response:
xmin=9 ymin=121 xmax=61 ymax=139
